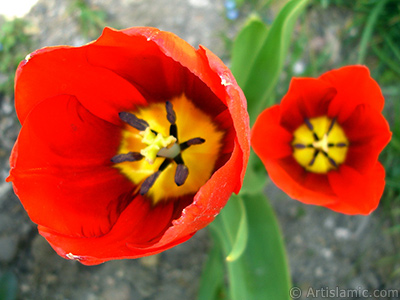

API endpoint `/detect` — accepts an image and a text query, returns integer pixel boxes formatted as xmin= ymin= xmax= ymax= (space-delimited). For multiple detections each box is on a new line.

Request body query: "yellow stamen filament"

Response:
xmin=139 ymin=127 xmax=177 ymax=164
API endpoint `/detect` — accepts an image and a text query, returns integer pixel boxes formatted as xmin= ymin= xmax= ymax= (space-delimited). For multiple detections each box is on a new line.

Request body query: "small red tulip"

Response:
xmin=7 ymin=27 xmax=250 ymax=265
xmin=251 ymin=66 xmax=391 ymax=215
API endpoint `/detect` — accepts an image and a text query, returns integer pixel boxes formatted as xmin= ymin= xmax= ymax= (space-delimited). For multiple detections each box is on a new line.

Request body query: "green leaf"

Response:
xmin=197 ymin=232 xmax=226 ymax=300
xmin=240 ymin=151 xmax=267 ymax=196
xmin=357 ymin=0 xmax=388 ymax=65
xmin=234 ymin=0 xmax=245 ymax=8
xmin=231 ymin=0 xmax=309 ymax=124
xmin=372 ymin=44 xmax=400 ymax=77
xmin=226 ymin=196 xmax=248 ymax=262
xmin=211 ymin=195 xmax=249 ymax=263
xmin=0 ymin=271 xmax=18 ymax=300
xmin=231 ymin=15 xmax=269 ymax=89
xmin=211 ymin=193 xmax=291 ymax=300
xmin=384 ymin=33 xmax=400 ymax=63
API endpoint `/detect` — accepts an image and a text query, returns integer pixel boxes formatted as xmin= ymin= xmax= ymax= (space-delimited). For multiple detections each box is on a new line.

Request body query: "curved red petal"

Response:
xmin=327 ymin=163 xmax=385 ymax=215
xmin=100 ymin=27 xmax=228 ymax=106
xmin=279 ymin=77 xmax=337 ymax=131
xmin=342 ymin=104 xmax=391 ymax=173
xmin=264 ymin=156 xmax=337 ymax=206
xmin=9 ymin=94 xmax=134 ymax=236
xmin=322 ymin=65 xmax=385 ymax=122
xmin=199 ymin=45 xmax=250 ymax=188
xmin=87 ymin=28 xmax=184 ymax=101
xmin=15 ymin=45 xmax=147 ymax=126
xmin=37 ymin=194 xmax=177 ymax=265
xmin=251 ymin=105 xmax=293 ymax=160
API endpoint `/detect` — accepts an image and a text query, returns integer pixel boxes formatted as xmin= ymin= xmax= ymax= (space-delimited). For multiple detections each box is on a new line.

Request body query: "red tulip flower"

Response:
xmin=251 ymin=66 xmax=391 ymax=215
xmin=7 ymin=27 xmax=250 ymax=265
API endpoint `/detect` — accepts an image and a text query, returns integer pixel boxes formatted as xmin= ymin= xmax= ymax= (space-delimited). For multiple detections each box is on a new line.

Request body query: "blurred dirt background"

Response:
xmin=0 ymin=0 xmax=399 ymax=299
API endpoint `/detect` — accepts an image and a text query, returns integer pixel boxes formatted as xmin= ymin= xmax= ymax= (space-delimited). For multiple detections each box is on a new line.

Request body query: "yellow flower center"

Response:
xmin=112 ymin=94 xmax=224 ymax=205
xmin=292 ymin=116 xmax=349 ymax=174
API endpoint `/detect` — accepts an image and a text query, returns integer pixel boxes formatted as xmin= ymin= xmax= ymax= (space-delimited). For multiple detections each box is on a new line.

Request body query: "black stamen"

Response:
xmin=305 ymin=118 xmax=314 ymax=131
xmin=187 ymin=137 xmax=205 ymax=145
xmin=170 ymin=124 xmax=178 ymax=139
xmin=159 ymin=158 xmax=172 ymax=172
xmin=119 ymin=112 xmax=149 ymax=131
xmin=327 ymin=118 xmax=336 ymax=134
xmin=140 ymin=172 xmax=161 ymax=195
xmin=174 ymin=153 xmax=185 ymax=165
xmin=111 ymin=152 xmax=143 ymax=163
xmin=312 ymin=132 xmax=319 ymax=141
xmin=328 ymin=157 xmax=338 ymax=168
xmin=180 ymin=138 xmax=206 ymax=151
xmin=293 ymin=143 xmax=306 ymax=149
xmin=308 ymin=150 xmax=319 ymax=166
xmin=166 ymin=101 xmax=176 ymax=124
xmin=336 ymin=143 xmax=347 ymax=147
xmin=140 ymin=159 xmax=172 ymax=195
xmin=321 ymin=151 xmax=329 ymax=157
xmin=320 ymin=151 xmax=338 ymax=168
xmin=328 ymin=143 xmax=335 ymax=147
xmin=175 ymin=164 xmax=189 ymax=186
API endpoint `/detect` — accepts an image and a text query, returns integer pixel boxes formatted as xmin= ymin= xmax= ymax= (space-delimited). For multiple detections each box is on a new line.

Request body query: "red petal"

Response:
xmin=265 ymin=156 xmax=337 ymax=205
xmin=15 ymin=45 xmax=147 ymax=126
xmin=327 ymin=163 xmax=385 ymax=214
xmin=9 ymin=95 xmax=134 ymax=237
xmin=279 ymin=78 xmax=337 ymax=131
xmin=200 ymin=45 xmax=250 ymax=187
xmin=38 ymin=194 xmax=191 ymax=265
xmin=251 ymin=105 xmax=293 ymax=159
xmin=342 ymin=104 xmax=391 ymax=173
xmin=103 ymin=27 xmax=227 ymax=105
xmin=321 ymin=65 xmax=385 ymax=122
xmin=87 ymin=28 xmax=183 ymax=101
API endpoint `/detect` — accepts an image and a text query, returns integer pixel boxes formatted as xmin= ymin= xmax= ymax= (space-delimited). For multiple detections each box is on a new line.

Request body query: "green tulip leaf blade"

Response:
xmin=196 ymin=232 xmax=226 ymax=300
xmin=211 ymin=193 xmax=291 ymax=300
xmin=231 ymin=0 xmax=310 ymax=123
xmin=231 ymin=14 xmax=269 ymax=90
xmin=0 ymin=271 xmax=18 ymax=300
xmin=225 ymin=195 xmax=248 ymax=262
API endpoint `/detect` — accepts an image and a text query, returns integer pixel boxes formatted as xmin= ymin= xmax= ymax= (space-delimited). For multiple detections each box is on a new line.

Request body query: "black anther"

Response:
xmin=327 ymin=118 xmax=336 ymax=134
xmin=140 ymin=172 xmax=161 ymax=195
xmin=304 ymin=118 xmax=314 ymax=131
xmin=166 ymin=101 xmax=176 ymax=124
xmin=293 ymin=143 xmax=306 ymax=149
xmin=175 ymin=164 xmax=189 ymax=186
xmin=119 ymin=112 xmax=149 ymax=131
xmin=180 ymin=138 xmax=205 ymax=151
xmin=111 ymin=152 xmax=143 ymax=163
